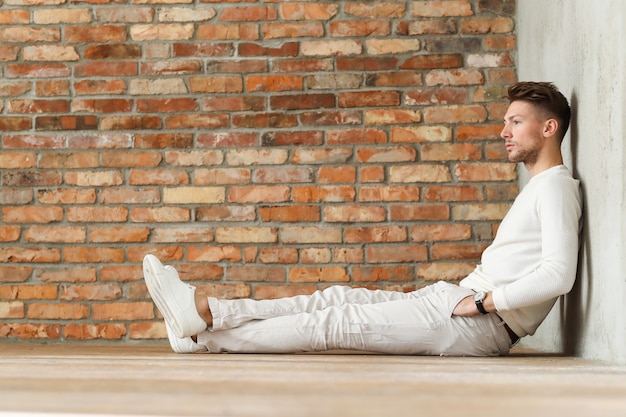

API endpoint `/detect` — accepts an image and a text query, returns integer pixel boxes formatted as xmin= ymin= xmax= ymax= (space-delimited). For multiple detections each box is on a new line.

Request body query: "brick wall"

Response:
xmin=0 ymin=0 xmax=517 ymax=343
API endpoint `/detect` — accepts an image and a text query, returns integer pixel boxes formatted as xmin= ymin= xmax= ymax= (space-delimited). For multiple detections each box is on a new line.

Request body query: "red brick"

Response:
xmin=338 ymin=91 xmax=400 ymax=108
xmin=299 ymin=110 xmax=361 ymax=126
xmin=60 ymin=284 xmax=121 ymax=301
xmin=0 ymin=323 xmax=60 ymax=339
xmin=358 ymin=185 xmax=420 ymax=202
xmin=0 ymin=117 xmax=32 ymax=132
xmin=334 ymin=247 xmax=364 ymax=264
xmin=226 ymin=266 xmax=286 ymax=283
xmin=301 ymin=248 xmax=332 ymax=264
xmin=367 ymin=245 xmax=428 ymax=263
xmin=270 ymin=94 xmax=334 ymax=110
xmin=74 ymin=62 xmax=137 ymax=77
xmin=64 ymin=25 xmax=127 ymax=42
xmin=196 ymin=205 xmax=256 ymax=222
xmin=0 ymin=226 xmax=21 ymax=243
xmin=64 ymin=323 xmax=127 ymax=340
xmin=130 ymin=207 xmax=191 ymax=223
xmin=28 ymin=303 xmax=89 ymax=320
xmin=424 ymin=105 xmax=488 ymax=123
xmin=329 ymin=20 xmax=390 ymax=37
xmin=327 ymin=128 xmax=386 ymax=145
xmin=259 ymin=206 xmax=321 ymax=222
xmin=215 ymin=226 xmax=278 ymax=243
xmin=254 ymin=285 xmax=315 ymax=299
xmin=360 ymin=166 xmax=385 ymax=183
xmin=197 ymin=23 xmax=259 ymax=40
xmin=352 ymin=266 xmax=414 ymax=282
xmin=36 ymin=80 xmax=70 ymax=96
xmin=220 ymin=6 xmax=277 ymax=21
xmin=413 ymin=1 xmax=473 ymax=17
xmin=455 ymin=162 xmax=516 ymax=181
xmin=390 ymin=204 xmax=450 ymax=221
xmin=257 ymin=247 xmax=297 ymax=264
xmin=410 ymin=224 xmax=472 ymax=242
xmin=318 ymin=166 xmax=356 ymax=183
xmin=280 ymin=226 xmax=342 ymax=244
xmin=292 ymin=185 xmax=355 ymax=203
xmin=404 ymin=88 xmax=467 ymax=106
xmin=128 ymin=322 xmax=163 ymax=340
xmin=421 ymin=143 xmax=483 ymax=161
xmin=2 ymin=206 xmax=63 ymax=223
xmin=345 ymin=226 xmax=407 ymax=243
xmin=337 ymin=56 xmax=398 ymax=71
xmin=137 ymin=98 xmax=198 ymax=113
xmin=187 ymin=246 xmax=242 ymax=263
xmin=63 ymin=247 xmax=126 ymax=263
xmin=432 ymin=243 xmax=489 ymax=261
xmin=263 ymin=22 xmax=324 ymax=39
xmin=292 ymin=148 xmax=353 ymax=165
xmin=229 ymin=185 xmax=290 ymax=203
xmin=280 ymin=4 xmax=339 ymax=20
xmin=357 ymin=146 xmax=417 ymax=163
xmin=233 ymin=113 xmax=298 ymax=129
xmin=39 ymin=267 xmax=97 ymax=283
xmin=24 ymin=226 xmax=86 ymax=243
xmin=324 ymin=205 xmax=386 ymax=222
xmin=89 ymin=226 xmax=150 ymax=243
xmin=262 ymin=130 xmax=323 ymax=146
xmin=0 ymin=301 xmax=24 ymax=319
xmin=98 ymin=188 xmax=161 ymax=204
xmin=288 ymin=266 xmax=349 ymax=283
xmin=92 ymin=302 xmax=154 ymax=321
xmin=422 ymin=185 xmax=483 ymax=202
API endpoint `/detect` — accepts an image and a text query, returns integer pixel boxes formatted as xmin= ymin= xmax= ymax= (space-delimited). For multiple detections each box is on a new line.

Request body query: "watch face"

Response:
xmin=474 ymin=291 xmax=486 ymax=302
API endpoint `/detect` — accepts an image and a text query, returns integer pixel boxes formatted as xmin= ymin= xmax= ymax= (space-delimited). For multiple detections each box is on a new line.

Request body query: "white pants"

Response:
xmin=196 ymin=281 xmax=514 ymax=356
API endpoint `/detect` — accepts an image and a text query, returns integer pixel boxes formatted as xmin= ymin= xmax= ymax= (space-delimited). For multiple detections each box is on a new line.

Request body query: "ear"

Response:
xmin=543 ymin=119 xmax=558 ymax=138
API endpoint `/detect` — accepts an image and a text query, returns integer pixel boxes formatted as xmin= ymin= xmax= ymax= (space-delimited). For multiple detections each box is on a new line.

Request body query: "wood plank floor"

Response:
xmin=1 ymin=343 xmax=625 ymax=417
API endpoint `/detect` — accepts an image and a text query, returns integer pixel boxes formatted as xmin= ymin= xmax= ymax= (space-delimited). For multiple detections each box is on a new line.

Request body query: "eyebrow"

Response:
xmin=504 ymin=114 xmax=523 ymax=122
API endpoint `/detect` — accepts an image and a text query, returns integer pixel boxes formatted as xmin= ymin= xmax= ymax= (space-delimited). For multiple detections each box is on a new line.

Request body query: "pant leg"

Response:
xmin=208 ymin=285 xmax=417 ymax=331
xmin=196 ymin=282 xmax=512 ymax=356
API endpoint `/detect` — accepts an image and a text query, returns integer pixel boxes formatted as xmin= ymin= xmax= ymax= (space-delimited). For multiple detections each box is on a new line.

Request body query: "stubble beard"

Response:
xmin=508 ymin=147 xmax=539 ymax=165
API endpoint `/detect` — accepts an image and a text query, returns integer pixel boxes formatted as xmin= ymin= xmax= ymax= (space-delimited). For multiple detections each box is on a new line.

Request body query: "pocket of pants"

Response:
xmin=433 ymin=281 xmax=475 ymax=318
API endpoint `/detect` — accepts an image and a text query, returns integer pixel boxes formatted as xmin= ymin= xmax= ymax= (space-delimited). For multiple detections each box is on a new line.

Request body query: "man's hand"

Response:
xmin=452 ymin=292 xmax=495 ymax=317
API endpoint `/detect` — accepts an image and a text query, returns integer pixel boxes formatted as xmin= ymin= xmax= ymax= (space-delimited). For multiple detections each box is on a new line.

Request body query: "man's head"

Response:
xmin=506 ymin=82 xmax=571 ymax=143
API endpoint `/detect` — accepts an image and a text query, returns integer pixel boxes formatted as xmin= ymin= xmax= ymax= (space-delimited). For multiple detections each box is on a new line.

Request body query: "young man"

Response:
xmin=143 ymin=81 xmax=583 ymax=356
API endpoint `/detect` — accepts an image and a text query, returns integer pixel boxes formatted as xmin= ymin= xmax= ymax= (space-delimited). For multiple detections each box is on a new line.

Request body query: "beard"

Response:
xmin=507 ymin=144 xmax=539 ymax=165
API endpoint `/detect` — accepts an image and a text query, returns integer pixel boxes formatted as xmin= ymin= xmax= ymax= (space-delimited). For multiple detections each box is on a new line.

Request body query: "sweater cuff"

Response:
xmin=491 ymin=287 xmax=509 ymax=312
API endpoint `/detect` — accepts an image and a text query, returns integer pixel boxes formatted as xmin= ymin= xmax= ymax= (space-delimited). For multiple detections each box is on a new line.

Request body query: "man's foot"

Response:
xmin=165 ymin=323 xmax=206 ymax=354
xmin=143 ymin=254 xmax=207 ymax=338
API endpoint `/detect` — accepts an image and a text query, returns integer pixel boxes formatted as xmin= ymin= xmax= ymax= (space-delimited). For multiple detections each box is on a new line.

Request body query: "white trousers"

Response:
xmin=196 ymin=281 xmax=513 ymax=356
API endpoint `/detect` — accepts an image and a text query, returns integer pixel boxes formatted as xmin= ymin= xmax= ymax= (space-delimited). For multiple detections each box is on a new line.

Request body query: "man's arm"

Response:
xmin=453 ymin=291 xmax=495 ymax=317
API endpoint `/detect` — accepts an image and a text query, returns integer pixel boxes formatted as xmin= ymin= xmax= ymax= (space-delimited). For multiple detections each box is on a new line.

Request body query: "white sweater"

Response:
xmin=460 ymin=165 xmax=582 ymax=337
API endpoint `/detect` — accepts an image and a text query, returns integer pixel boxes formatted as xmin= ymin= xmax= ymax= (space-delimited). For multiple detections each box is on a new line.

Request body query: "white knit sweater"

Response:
xmin=460 ymin=165 xmax=582 ymax=337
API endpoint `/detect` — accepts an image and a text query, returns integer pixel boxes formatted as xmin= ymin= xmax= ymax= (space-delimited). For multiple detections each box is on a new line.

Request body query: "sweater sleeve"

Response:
xmin=491 ymin=175 xmax=582 ymax=312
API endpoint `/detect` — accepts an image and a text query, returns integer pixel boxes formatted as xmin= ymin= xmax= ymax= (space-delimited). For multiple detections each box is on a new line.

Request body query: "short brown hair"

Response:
xmin=507 ymin=82 xmax=571 ymax=142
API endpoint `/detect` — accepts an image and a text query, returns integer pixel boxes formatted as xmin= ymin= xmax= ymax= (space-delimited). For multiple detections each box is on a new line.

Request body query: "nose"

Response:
xmin=500 ymin=124 xmax=510 ymax=140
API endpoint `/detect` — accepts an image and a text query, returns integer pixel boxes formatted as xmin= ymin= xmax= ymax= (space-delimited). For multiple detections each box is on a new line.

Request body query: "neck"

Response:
xmin=524 ymin=153 xmax=563 ymax=177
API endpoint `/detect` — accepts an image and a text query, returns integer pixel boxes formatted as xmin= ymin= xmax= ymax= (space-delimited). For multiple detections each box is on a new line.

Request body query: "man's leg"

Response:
xmin=208 ymin=285 xmax=416 ymax=331
xmin=197 ymin=282 xmax=511 ymax=356
xmin=144 ymin=253 xmax=417 ymax=335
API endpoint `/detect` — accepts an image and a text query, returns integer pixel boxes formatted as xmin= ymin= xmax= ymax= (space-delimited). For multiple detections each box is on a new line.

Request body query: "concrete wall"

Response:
xmin=516 ymin=0 xmax=626 ymax=364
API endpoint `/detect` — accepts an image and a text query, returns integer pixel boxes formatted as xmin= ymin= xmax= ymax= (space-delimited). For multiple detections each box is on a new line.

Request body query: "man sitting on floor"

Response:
xmin=143 ymin=81 xmax=582 ymax=356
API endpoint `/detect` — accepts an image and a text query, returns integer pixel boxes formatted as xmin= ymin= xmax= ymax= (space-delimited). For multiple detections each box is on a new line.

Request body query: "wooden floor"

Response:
xmin=1 ymin=343 xmax=625 ymax=417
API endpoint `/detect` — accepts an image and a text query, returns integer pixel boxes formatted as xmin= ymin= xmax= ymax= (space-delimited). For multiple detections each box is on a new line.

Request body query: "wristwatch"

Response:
xmin=473 ymin=291 xmax=488 ymax=314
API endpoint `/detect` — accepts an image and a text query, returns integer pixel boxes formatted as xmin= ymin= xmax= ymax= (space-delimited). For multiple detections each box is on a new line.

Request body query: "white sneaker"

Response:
xmin=165 ymin=322 xmax=206 ymax=354
xmin=143 ymin=254 xmax=207 ymax=338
